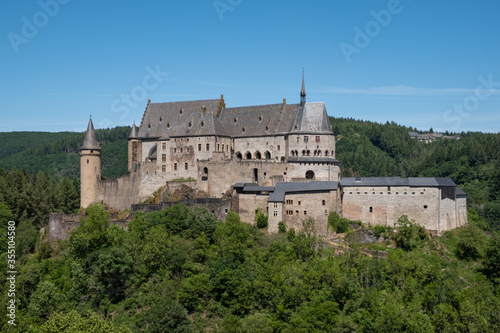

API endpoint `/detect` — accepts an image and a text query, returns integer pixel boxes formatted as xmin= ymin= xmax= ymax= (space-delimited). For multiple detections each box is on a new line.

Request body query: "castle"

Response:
xmin=80 ymin=74 xmax=468 ymax=235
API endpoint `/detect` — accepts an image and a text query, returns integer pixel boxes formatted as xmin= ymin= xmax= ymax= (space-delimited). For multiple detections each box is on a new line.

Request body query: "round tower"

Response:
xmin=80 ymin=117 xmax=101 ymax=208
xmin=128 ymin=122 xmax=141 ymax=171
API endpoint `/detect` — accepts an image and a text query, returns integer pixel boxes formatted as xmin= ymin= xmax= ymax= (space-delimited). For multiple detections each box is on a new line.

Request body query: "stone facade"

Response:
xmin=78 ymin=79 xmax=468 ymax=235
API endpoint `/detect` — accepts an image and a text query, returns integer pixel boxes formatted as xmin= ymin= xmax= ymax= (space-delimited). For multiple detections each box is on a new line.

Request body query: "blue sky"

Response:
xmin=1 ymin=0 xmax=499 ymax=133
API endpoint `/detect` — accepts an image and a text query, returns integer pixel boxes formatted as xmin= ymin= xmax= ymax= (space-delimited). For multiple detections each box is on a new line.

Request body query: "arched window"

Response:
xmin=246 ymin=152 xmax=252 ymax=159
xmin=317 ymin=150 xmax=322 ymax=156
xmin=302 ymin=150 xmax=306 ymax=156
xmin=255 ymin=151 xmax=262 ymax=159
xmin=305 ymin=170 xmax=315 ymax=179
xmin=291 ymin=150 xmax=295 ymax=156
xmin=313 ymin=150 xmax=317 ymax=156
xmin=236 ymin=152 xmax=243 ymax=160
xmin=325 ymin=151 xmax=329 ymax=156
xmin=203 ymin=167 xmax=208 ymax=174
xmin=307 ymin=150 xmax=311 ymax=156
xmin=264 ymin=151 xmax=271 ymax=159
xmin=295 ymin=150 xmax=298 ymax=156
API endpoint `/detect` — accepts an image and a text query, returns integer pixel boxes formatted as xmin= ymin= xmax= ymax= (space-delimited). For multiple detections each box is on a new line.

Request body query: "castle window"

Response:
xmin=246 ymin=152 xmax=252 ymax=159
xmin=186 ymin=147 xmax=189 ymax=152
xmin=159 ymin=117 xmax=163 ymax=123
xmin=242 ymin=127 xmax=246 ymax=133
xmin=421 ymin=192 xmax=424 ymax=195
xmin=162 ymin=165 xmax=166 ymax=172
xmin=364 ymin=192 xmax=368 ymax=195
xmin=206 ymin=143 xmax=210 ymax=151
xmin=198 ymin=144 xmax=201 ymax=151
xmin=87 ymin=159 xmax=89 ymax=164
xmin=188 ymin=122 xmax=192 ymax=127
xmin=201 ymin=121 xmax=204 ymax=127
xmin=307 ymin=150 xmax=310 ymax=156
xmin=370 ymin=207 xmax=373 ymax=213
xmin=316 ymin=136 xmax=320 ymax=143
xmin=265 ymin=126 xmax=269 ymax=132
xmin=412 ymin=192 xmax=415 ymax=195
xmin=305 ymin=170 xmax=315 ymax=179
xmin=273 ymin=211 xmax=278 ymax=217
xmin=304 ymin=136 xmax=309 ymax=143
xmin=286 ymin=199 xmax=293 ymax=205
xmin=234 ymin=118 xmax=237 ymax=124
xmin=278 ymin=145 xmax=280 ymax=151
xmin=180 ymin=109 xmax=183 ymax=115
xmin=162 ymin=143 xmax=166 ymax=150
xmin=148 ymin=124 xmax=151 ymax=129
xmin=274 ymin=203 xmax=278 ymax=208
xmin=236 ymin=152 xmax=242 ymax=159
xmin=162 ymin=154 xmax=166 ymax=162
xmin=255 ymin=151 xmax=262 ymax=159
xmin=174 ymin=163 xmax=177 ymax=171
xmin=180 ymin=148 xmax=183 ymax=153
xmin=298 ymin=201 xmax=301 ymax=205
xmin=424 ymin=205 xmax=428 ymax=209
xmin=174 ymin=148 xmax=177 ymax=153
xmin=265 ymin=151 xmax=271 ymax=159
xmin=325 ymin=210 xmax=328 ymax=216
xmin=302 ymin=150 xmax=306 ymax=156
xmin=322 ymin=200 xmax=326 ymax=206
xmin=185 ymin=163 xmax=188 ymax=170
xmin=259 ymin=116 xmax=262 ymax=122
xmin=325 ymin=151 xmax=329 ymax=156
xmin=217 ymin=144 xmax=220 ymax=151
xmin=167 ymin=123 xmax=170 ymax=128
xmin=304 ymin=211 xmax=307 ymax=215
xmin=291 ymin=150 xmax=295 ymax=156
xmin=388 ymin=186 xmax=391 ymax=191
xmin=296 ymin=210 xmax=299 ymax=215
xmin=286 ymin=210 xmax=293 ymax=215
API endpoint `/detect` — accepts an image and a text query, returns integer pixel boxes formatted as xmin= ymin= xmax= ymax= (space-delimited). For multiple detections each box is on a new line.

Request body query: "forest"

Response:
xmin=0 ymin=119 xmax=499 ymax=332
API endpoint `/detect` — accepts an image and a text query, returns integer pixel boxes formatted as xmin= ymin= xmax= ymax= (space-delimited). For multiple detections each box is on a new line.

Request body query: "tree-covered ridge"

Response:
xmin=0 ymin=127 xmax=130 ymax=179
xmin=332 ymin=117 xmax=500 ymax=230
xmin=0 ymin=203 xmax=498 ymax=332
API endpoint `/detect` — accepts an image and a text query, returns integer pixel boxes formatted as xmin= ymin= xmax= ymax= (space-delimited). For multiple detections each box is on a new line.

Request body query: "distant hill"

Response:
xmin=0 ymin=127 xmax=130 ymax=179
xmin=1 ymin=120 xmax=499 ymax=230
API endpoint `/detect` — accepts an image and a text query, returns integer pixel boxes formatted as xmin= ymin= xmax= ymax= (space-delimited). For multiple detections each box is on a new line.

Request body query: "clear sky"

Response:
xmin=1 ymin=0 xmax=499 ymax=133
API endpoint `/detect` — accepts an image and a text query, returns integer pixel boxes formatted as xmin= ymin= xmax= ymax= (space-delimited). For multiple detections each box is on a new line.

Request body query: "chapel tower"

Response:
xmin=128 ymin=122 xmax=141 ymax=170
xmin=80 ymin=117 xmax=101 ymax=208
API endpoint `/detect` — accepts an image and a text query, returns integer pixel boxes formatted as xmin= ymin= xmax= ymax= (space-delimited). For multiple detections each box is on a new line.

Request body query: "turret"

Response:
xmin=80 ymin=117 xmax=101 ymax=208
xmin=128 ymin=122 xmax=141 ymax=170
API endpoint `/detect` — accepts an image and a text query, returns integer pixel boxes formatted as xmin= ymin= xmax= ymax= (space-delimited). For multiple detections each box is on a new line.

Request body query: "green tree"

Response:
xmin=141 ymin=298 xmax=193 ymax=333
xmin=40 ymin=310 xmax=132 ymax=333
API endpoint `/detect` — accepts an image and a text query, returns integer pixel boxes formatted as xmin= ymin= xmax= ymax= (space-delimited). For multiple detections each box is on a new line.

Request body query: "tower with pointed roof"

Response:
xmin=80 ymin=117 xmax=101 ymax=208
xmin=128 ymin=122 xmax=141 ymax=171
xmin=300 ymin=69 xmax=306 ymax=104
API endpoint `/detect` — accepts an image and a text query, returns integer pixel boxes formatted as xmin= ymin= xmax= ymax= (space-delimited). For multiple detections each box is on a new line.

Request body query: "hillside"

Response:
xmin=0 ymin=127 xmax=130 ymax=179
xmin=1 ymin=119 xmax=499 ymax=229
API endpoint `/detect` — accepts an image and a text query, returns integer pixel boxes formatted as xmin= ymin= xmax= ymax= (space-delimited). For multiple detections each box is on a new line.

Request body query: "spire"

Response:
xmin=81 ymin=117 xmax=101 ymax=150
xmin=128 ymin=122 xmax=138 ymax=139
xmin=300 ymin=68 xmax=306 ymax=104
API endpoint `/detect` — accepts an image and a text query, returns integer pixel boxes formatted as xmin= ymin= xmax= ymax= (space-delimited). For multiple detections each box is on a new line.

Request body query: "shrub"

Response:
xmin=278 ymin=221 xmax=286 ymax=233
xmin=255 ymin=210 xmax=268 ymax=229
xmin=327 ymin=212 xmax=350 ymax=233
xmin=373 ymin=225 xmax=387 ymax=237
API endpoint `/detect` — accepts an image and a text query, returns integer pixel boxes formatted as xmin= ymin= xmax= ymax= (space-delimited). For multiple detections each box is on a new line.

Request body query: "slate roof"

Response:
xmin=81 ymin=118 xmax=101 ymax=150
xmin=138 ymin=98 xmax=334 ymax=140
xmin=138 ymin=100 xmax=221 ymax=139
xmin=128 ymin=123 xmax=138 ymax=139
xmin=340 ymin=177 xmax=457 ymax=187
xmin=456 ymin=188 xmax=467 ymax=197
xmin=288 ymin=157 xmax=340 ymax=163
xmin=168 ymin=112 xmax=228 ymax=138
xmin=269 ymin=181 xmax=338 ymax=202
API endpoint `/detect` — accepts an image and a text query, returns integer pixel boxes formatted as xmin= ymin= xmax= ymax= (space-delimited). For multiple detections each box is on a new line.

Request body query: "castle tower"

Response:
xmin=128 ymin=122 xmax=141 ymax=170
xmin=300 ymin=69 xmax=306 ymax=104
xmin=80 ymin=117 xmax=101 ymax=208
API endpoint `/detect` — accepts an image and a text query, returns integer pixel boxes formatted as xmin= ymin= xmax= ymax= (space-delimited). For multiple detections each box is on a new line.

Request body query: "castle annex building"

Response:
xmin=80 ymin=76 xmax=467 ymax=234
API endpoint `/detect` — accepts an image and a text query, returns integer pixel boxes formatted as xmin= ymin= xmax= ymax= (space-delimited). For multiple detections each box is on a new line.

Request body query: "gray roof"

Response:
xmin=269 ymin=181 xmax=338 ymax=202
xmin=168 ymin=112 xmax=228 ymax=138
xmin=456 ymin=188 xmax=467 ymax=197
xmin=340 ymin=177 xmax=457 ymax=187
xmin=288 ymin=157 xmax=340 ymax=164
xmin=138 ymin=99 xmax=221 ymax=139
xmin=128 ymin=123 xmax=138 ymax=139
xmin=81 ymin=118 xmax=101 ymax=150
xmin=289 ymin=103 xmax=332 ymax=134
